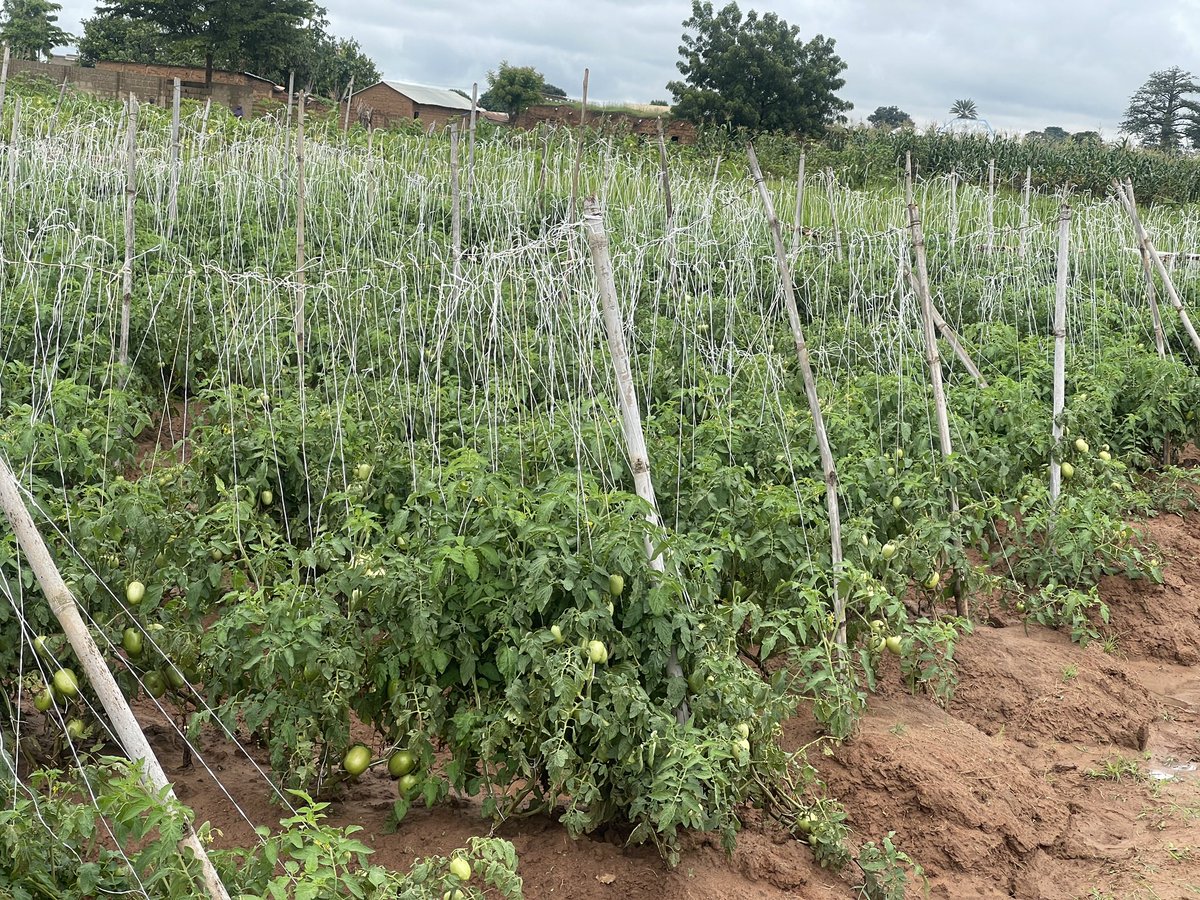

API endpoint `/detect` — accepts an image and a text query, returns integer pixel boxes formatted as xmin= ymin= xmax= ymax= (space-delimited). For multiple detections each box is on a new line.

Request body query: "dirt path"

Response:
xmin=156 ymin=506 xmax=1200 ymax=899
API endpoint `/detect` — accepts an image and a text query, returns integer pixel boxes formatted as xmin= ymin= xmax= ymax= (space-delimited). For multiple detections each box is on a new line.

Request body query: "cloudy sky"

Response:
xmin=53 ymin=0 xmax=1200 ymax=136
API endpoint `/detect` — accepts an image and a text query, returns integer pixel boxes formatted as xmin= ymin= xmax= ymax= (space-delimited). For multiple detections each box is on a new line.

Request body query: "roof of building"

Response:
xmin=367 ymin=81 xmax=475 ymax=111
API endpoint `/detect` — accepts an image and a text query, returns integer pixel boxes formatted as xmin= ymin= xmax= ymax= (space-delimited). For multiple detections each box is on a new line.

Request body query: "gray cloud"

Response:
xmin=52 ymin=0 xmax=1200 ymax=134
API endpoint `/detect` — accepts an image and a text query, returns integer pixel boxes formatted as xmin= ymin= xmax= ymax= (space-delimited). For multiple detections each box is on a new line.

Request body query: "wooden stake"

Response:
xmin=747 ymin=144 xmax=846 ymax=646
xmin=790 ymin=151 xmax=806 ymax=259
xmin=49 ymin=71 xmax=68 ymax=134
xmin=342 ymin=76 xmax=354 ymax=133
xmin=655 ymin=116 xmax=674 ymax=225
xmin=0 ymin=44 xmax=8 ymax=120
xmin=196 ymin=98 xmax=211 ymax=159
xmin=948 ymin=169 xmax=958 ymax=251
xmin=6 ymin=95 xmax=19 ymax=197
xmin=905 ymin=167 xmax=966 ymax=617
xmin=450 ymin=122 xmax=462 ymax=262
xmin=0 ymin=455 xmax=232 ymax=900
xmin=467 ymin=82 xmax=478 ymax=214
xmin=1049 ymin=203 xmax=1071 ymax=505
xmin=985 ymin=159 xmax=995 ymax=254
xmin=1122 ymin=180 xmax=1166 ymax=359
xmin=294 ymin=94 xmax=306 ymax=368
xmin=568 ymin=68 xmax=588 ymax=222
xmin=1018 ymin=167 xmax=1031 ymax=260
xmin=167 ymin=79 xmax=181 ymax=238
xmin=825 ymin=168 xmax=843 ymax=260
xmin=582 ymin=198 xmax=688 ymax=722
xmin=1114 ymin=179 xmax=1200 ymax=356
xmin=119 ymin=95 xmax=138 ymax=368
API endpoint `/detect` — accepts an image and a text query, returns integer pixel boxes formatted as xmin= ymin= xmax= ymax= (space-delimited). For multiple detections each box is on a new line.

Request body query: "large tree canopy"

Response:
xmin=666 ymin=1 xmax=850 ymax=134
xmin=867 ymin=105 xmax=912 ymax=129
xmin=479 ymin=62 xmax=546 ymax=117
xmin=0 ymin=0 xmax=70 ymax=60
xmin=95 ymin=0 xmax=315 ymax=84
xmin=1120 ymin=67 xmax=1200 ymax=151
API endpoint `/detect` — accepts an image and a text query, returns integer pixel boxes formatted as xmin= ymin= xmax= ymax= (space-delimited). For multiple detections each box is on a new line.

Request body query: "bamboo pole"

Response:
xmin=582 ymin=198 xmax=688 ymax=722
xmin=905 ymin=166 xmax=966 ymax=617
xmin=467 ymin=82 xmax=478 ymax=214
xmin=119 ymin=95 xmax=138 ymax=368
xmin=790 ymin=151 xmax=806 ymax=259
xmin=985 ymin=159 xmax=995 ymax=254
xmin=167 ymin=79 xmax=181 ymax=238
xmin=1049 ymin=203 xmax=1071 ymax=505
xmin=825 ymin=168 xmax=843 ymax=260
xmin=655 ymin=116 xmax=673 ymax=225
xmin=6 ymin=95 xmax=18 ymax=197
xmin=1018 ymin=167 xmax=1031 ymax=260
xmin=0 ymin=455 xmax=231 ymax=900
xmin=1114 ymin=179 xmax=1200 ymax=356
xmin=567 ymin=68 xmax=588 ymax=222
xmin=294 ymin=93 xmax=306 ymax=368
xmin=746 ymin=144 xmax=846 ymax=646
xmin=342 ymin=76 xmax=354 ymax=133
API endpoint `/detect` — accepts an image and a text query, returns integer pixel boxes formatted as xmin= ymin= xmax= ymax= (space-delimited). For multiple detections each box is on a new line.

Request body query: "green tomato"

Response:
xmin=736 ymin=722 xmax=750 ymax=739
xmin=53 ymin=669 xmax=79 ymax=699
xmin=388 ymin=750 xmax=416 ymax=778
xmin=891 ymin=496 xmax=902 ymax=511
xmin=1074 ymin=438 xmax=1090 ymax=454
xmin=894 ymin=448 xmax=904 ymax=459
xmin=886 ymin=466 xmax=895 ymax=476
xmin=343 ymin=744 xmax=371 ymax=777
xmin=164 ymin=665 xmax=186 ymax=690
xmin=550 ymin=624 xmax=564 ymax=644
xmin=34 ymin=689 xmax=54 ymax=712
xmin=924 ymin=571 xmax=941 ymax=590
xmin=65 ymin=718 xmax=85 ymax=741
xmin=1015 ymin=601 xmax=1027 ymax=614
xmin=260 ymin=489 xmax=274 ymax=506
xmin=1098 ymin=450 xmax=1111 ymax=462
xmin=144 ymin=672 xmax=167 ymax=699
xmin=125 ymin=581 xmax=146 ymax=605
xmin=449 ymin=857 xmax=472 ymax=881
xmin=885 ymin=635 xmax=903 ymax=656
xmin=608 ymin=573 xmax=625 ymax=597
xmin=881 ymin=541 xmax=898 ymax=561
xmin=397 ymin=773 xmax=420 ymax=796
xmin=587 ymin=640 xmax=608 ymax=665
xmin=122 ymin=628 xmax=143 ymax=657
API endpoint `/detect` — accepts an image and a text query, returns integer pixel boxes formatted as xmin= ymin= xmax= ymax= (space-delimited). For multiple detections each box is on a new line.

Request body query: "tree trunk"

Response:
xmin=205 ymin=50 xmax=213 ymax=88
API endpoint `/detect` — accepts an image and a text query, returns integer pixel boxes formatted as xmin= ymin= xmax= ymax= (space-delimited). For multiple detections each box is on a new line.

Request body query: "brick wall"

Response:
xmin=342 ymin=84 xmax=468 ymax=132
xmin=5 ymin=58 xmax=270 ymax=114
xmin=514 ymin=104 xmax=697 ymax=144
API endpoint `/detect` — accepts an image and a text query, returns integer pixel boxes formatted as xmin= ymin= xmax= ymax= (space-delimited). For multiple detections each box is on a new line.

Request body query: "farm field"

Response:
xmin=3 ymin=76 xmax=1200 ymax=899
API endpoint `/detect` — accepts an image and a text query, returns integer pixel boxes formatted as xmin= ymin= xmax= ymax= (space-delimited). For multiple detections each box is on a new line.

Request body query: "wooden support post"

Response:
xmin=568 ymin=68 xmax=588 ymax=222
xmin=119 ymin=95 xmax=138 ymax=368
xmin=49 ymin=71 xmax=68 ymax=134
xmin=1122 ymin=180 xmax=1166 ymax=359
xmin=905 ymin=164 xmax=966 ymax=617
xmin=747 ymin=143 xmax=847 ymax=647
xmin=948 ymin=168 xmax=958 ymax=251
xmin=1018 ymin=167 xmax=1031 ymax=260
xmin=582 ymin=198 xmax=688 ymax=722
xmin=294 ymin=94 xmax=306 ymax=368
xmin=6 ymin=95 xmax=18 ymax=197
xmin=1049 ymin=203 xmax=1071 ymax=505
xmin=0 ymin=44 xmax=8 ymax=121
xmin=985 ymin=159 xmax=995 ymax=254
xmin=196 ymin=98 xmax=211 ymax=159
xmin=1115 ymin=179 xmax=1200 ymax=357
xmin=790 ymin=151 xmax=806 ymax=259
xmin=655 ymin=116 xmax=674 ymax=226
xmin=825 ymin=168 xmax=843 ymax=260
xmin=467 ymin=82 xmax=478 ymax=214
xmin=167 ymin=79 xmax=181 ymax=238
xmin=0 ymin=455 xmax=232 ymax=900
xmin=342 ymin=76 xmax=354 ymax=133
xmin=450 ymin=122 xmax=462 ymax=262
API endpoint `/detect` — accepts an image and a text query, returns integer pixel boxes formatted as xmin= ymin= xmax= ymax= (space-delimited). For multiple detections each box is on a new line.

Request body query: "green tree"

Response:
xmin=96 ymin=0 xmax=315 ymax=85
xmin=949 ymin=98 xmax=977 ymax=119
xmin=78 ymin=13 xmax=200 ymax=66
xmin=667 ymin=0 xmax=850 ymax=134
xmin=1120 ymin=67 xmax=1200 ymax=151
xmin=479 ymin=61 xmax=546 ymax=117
xmin=0 ymin=0 xmax=70 ymax=60
xmin=1042 ymin=125 xmax=1069 ymax=141
xmin=266 ymin=13 xmax=379 ymax=99
xmin=867 ymin=105 xmax=913 ymax=129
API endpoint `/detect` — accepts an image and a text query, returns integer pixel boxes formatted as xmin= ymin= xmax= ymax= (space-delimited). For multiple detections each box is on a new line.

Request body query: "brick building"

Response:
xmin=345 ymin=81 xmax=473 ymax=131
xmin=514 ymin=104 xmax=697 ymax=144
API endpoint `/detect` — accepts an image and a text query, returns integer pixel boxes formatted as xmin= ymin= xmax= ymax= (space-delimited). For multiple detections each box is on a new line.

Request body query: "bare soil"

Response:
xmin=148 ymin=506 xmax=1200 ymax=899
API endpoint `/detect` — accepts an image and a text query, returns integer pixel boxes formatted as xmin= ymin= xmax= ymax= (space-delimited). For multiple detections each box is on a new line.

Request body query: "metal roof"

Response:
xmin=376 ymin=81 xmax=474 ymax=111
